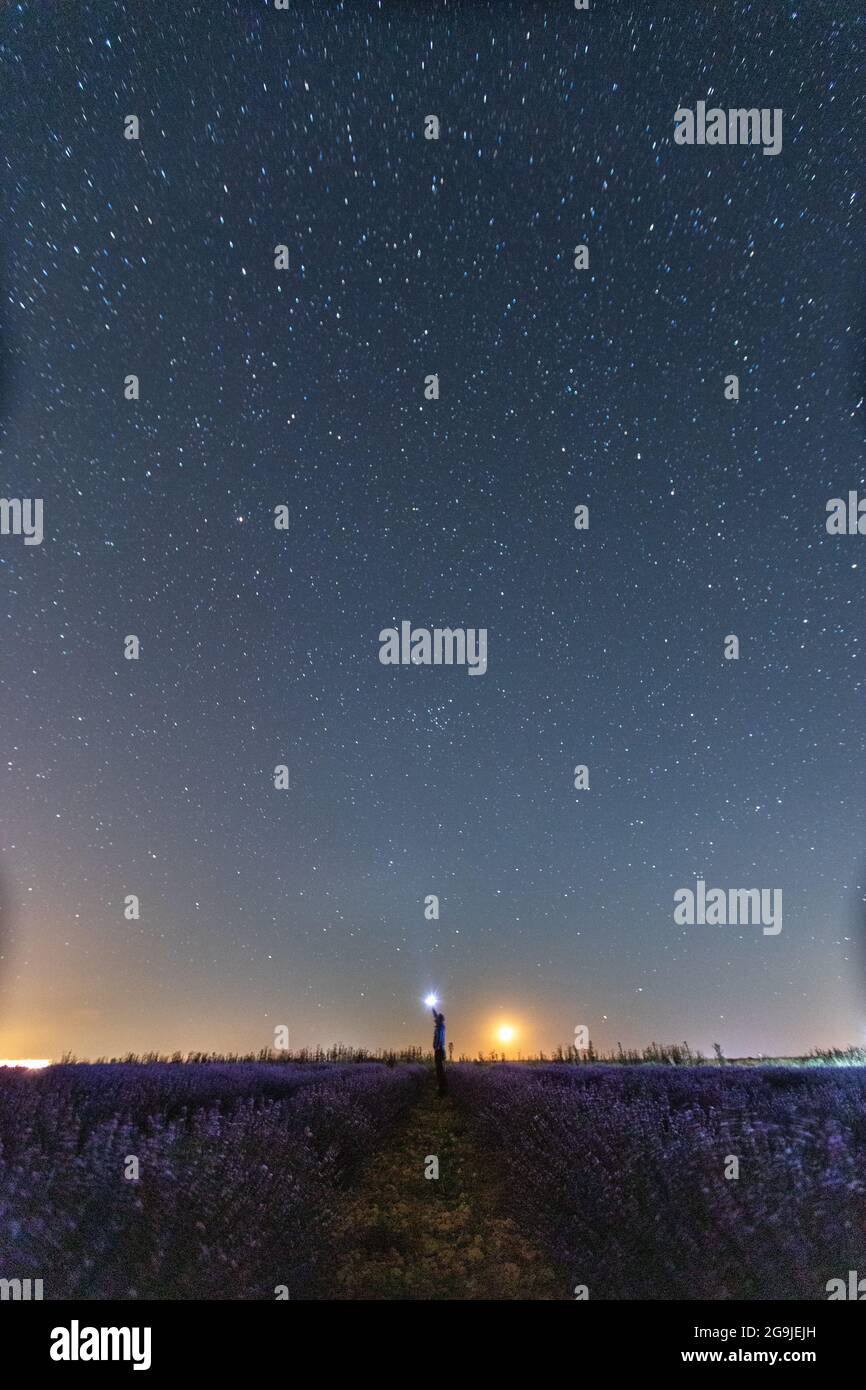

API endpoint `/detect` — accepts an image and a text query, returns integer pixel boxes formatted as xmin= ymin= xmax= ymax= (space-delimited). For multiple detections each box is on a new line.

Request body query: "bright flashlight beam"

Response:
xmin=424 ymin=994 xmax=439 ymax=1008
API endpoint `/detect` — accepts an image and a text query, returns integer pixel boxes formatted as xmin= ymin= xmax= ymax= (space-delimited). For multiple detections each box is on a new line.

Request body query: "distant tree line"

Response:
xmin=52 ymin=1041 xmax=866 ymax=1067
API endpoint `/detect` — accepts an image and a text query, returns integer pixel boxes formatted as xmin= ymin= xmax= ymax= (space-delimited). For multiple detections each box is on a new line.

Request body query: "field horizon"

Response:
xmin=7 ymin=1039 xmax=865 ymax=1069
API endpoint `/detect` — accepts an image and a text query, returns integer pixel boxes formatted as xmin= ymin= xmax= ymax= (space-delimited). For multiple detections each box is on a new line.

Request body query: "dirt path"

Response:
xmin=331 ymin=1075 xmax=563 ymax=1299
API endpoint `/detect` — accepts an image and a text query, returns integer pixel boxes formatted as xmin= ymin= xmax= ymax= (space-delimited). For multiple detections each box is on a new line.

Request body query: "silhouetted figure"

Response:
xmin=432 ymin=1008 xmax=447 ymax=1095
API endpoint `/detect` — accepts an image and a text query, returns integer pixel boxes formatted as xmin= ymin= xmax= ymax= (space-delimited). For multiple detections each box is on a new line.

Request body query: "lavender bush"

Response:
xmin=0 ymin=1061 xmax=362 ymax=1148
xmin=0 ymin=1062 xmax=424 ymax=1300
xmin=449 ymin=1063 xmax=866 ymax=1299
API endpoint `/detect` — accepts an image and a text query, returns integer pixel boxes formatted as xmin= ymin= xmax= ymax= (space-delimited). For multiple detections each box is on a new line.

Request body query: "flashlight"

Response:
xmin=424 ymin=993 xmax=439 ymax=1008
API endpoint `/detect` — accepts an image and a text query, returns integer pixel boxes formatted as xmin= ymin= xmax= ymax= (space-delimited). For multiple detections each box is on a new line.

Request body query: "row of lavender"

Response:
xmin=448 ymin=1063 xmax=866 ymax=1300
xmin=0 ymin=1062 xmax=425 ymax=1299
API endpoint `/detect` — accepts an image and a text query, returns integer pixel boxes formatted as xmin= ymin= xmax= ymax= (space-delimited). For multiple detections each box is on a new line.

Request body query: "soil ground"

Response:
xmin=331 ymin=1075 xmax=564 ymax=1300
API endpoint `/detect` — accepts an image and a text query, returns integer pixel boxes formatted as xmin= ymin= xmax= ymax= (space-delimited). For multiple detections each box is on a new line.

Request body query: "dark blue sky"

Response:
xmin=1 ymin=0 xmax=864 ymax=1059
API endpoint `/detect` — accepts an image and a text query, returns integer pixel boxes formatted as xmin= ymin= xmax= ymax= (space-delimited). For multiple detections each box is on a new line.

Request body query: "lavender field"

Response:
xmin=1 ymin=1060 xmax=864 ymax=1300
xmin=0 ymin=1062 xmax=425 ymax=1299
xmin=449 ymin=1064 xmax=866 ymax=1300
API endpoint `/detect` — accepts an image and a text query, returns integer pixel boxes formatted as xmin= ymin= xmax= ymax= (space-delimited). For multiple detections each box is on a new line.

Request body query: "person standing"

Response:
xmin=432 ymin=1007 xmax=447 ymax=1095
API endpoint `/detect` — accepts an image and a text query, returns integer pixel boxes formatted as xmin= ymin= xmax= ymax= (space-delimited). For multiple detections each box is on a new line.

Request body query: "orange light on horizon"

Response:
xmin=0 ymin=1059 xmax=51 ymax=1070
xmin=496 ymin=1025 xmax=516 ymax=1045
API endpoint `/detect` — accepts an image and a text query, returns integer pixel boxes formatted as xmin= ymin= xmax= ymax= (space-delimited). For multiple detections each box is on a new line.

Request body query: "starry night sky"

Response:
xmin=1 ymin=0 xmax=864 ymax=1060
